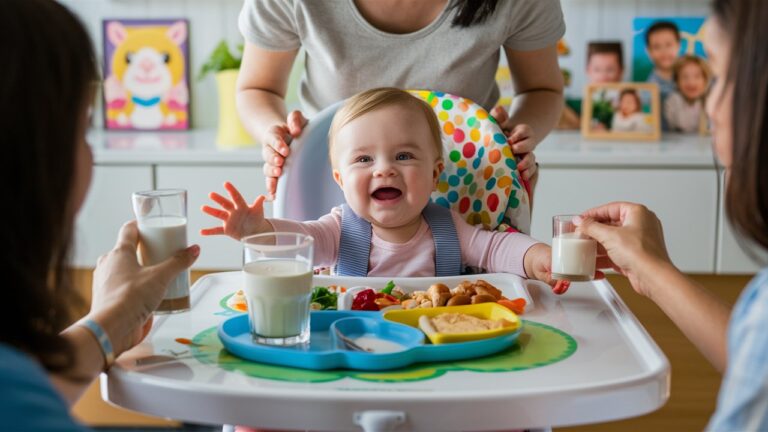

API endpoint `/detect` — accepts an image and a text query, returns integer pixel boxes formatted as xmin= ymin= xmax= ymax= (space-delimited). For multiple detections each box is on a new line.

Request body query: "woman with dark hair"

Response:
xmin=0 ymin=0 xmax=198 ymax=429
xmin=237 ymin=0 xmax=566 ymax=197
xmin=576 ymin=0 xmax=768 ymax=428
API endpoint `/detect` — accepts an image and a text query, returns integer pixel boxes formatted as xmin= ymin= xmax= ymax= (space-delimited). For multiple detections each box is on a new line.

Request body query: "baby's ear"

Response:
xmin=332 ymin=169 xmax=343 ymax=189
xmin=432 ymin=159 xmax=444 ymax=187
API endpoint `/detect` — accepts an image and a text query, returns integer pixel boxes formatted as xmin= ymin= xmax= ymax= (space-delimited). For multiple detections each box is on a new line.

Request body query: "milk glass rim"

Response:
xmin=552 ymin=214 xmax=579 ymax=222
xmin=132 ymin=188 xmax=187 ymax=198
xmin=241 ymin=232 xmax=314 ymax=252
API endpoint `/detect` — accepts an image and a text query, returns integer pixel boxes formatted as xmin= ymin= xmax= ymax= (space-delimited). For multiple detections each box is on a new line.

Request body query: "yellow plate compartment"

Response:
xmin=383 ymin=303 xmax=521 ymax=344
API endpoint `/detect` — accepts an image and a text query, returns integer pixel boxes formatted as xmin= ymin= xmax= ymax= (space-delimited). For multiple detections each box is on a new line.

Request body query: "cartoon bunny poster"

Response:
xmin=103 ymin=19 xmax=190 ymax=130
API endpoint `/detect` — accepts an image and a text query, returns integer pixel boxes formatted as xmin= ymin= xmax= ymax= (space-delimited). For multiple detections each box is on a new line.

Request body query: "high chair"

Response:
xmin=274 ymin=90 xmax=531 ymax=234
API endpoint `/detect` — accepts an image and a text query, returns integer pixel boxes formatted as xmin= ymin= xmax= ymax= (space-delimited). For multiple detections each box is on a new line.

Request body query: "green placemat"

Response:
xmin=183 ymin=320 xmax=576 ymax=383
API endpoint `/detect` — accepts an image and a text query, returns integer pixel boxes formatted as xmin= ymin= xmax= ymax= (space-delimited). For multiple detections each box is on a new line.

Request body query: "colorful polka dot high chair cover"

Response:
xmin=273 ymin=90 xmax=531 ymax=234
xmin=410 ymin=90 xmax=531 ymax=233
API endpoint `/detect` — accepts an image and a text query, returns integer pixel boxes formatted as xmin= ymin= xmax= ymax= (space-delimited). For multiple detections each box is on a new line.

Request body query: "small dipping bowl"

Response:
xmin=330 ymin=317 xmax=424 ymax=354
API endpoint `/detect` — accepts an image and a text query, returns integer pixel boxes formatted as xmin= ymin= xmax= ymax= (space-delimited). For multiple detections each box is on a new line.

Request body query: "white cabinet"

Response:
xmin=716 ymin=172 xmax=763 ymax=274
xmin=531 ymin=168 xmax=718 ymax=273
xmin=156 ymin=166 xmax=270 ymax=270
xmin=74 ymin=165 xmax=153 ymax=267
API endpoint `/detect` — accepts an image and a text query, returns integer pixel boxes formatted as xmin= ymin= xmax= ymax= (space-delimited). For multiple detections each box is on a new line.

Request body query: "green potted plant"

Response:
xmin=199 ymin=41 xmax=254 ymax=148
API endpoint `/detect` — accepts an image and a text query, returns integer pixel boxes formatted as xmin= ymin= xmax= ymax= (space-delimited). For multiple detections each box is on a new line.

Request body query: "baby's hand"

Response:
xmin=200 ymin=182 xmax=272 ymax=240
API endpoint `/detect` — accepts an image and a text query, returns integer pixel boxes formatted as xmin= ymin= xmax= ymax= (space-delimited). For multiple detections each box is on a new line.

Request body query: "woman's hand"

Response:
xmin=575 ymin=202 xmax=673 ymax=298
xmin=201 ymin=181 xmax=273 ymax=240
xmin=260 ymin=110 xmax=308 ymax=198
xmin=490 ymin=106 xmax=538 ymax=181
xmin=89 ymin=222 xmax=199 ymax=357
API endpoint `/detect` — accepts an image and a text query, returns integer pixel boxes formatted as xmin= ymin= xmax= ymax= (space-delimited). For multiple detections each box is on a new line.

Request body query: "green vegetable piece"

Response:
xmin=381 ymin=280 xmax=395 ymax=295
xmin=310 ymin=286 xmax=338 ymax=310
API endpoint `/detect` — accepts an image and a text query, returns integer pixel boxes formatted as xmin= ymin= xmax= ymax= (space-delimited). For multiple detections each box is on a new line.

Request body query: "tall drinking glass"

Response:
xmin=551 ymin=215 xmax=597 ymax=281
xmin=132 ymin=189 xmax=190 ymax=313
xmin=242 ymin=233 xmax=314 ymax=346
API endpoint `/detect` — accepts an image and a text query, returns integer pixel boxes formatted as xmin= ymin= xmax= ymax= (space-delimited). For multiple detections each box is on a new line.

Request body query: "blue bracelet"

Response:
xmin=79 ymin=318 xmax=115 ymax=370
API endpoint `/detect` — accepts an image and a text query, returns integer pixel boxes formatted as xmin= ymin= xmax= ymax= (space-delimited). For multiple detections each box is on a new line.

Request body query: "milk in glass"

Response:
xmin=551 ymin=232 xmax=597 ymax=281
xmin=138 ymin=216 xmax=190 ymax=311
xmin=243 ymin=259 xmax=313 ymax=343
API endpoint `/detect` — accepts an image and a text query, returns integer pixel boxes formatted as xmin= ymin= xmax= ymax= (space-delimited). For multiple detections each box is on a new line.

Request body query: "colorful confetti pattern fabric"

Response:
xmin=409 ymin=90 xmax=531 ymax=233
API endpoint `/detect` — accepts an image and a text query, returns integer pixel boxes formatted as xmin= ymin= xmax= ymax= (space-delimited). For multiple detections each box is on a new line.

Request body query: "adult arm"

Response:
xmin=237 ymin=43 xmax=306 ymax=197
xmin=503 ymin=44 xmax=564 ymax=151
xmin=577 ymin=202 xmax=729 ymax=372
xmin=50 ymin=222 xmax=199 ymax=405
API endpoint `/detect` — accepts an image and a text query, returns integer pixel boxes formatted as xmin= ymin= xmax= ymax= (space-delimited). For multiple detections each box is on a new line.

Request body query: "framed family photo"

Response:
xmin=581 ymin=83 xmax=661 ymax=141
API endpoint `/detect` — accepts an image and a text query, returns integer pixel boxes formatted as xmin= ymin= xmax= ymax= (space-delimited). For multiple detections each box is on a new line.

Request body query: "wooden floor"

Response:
xmin=69 ymin=269 xmax=750 ymax=430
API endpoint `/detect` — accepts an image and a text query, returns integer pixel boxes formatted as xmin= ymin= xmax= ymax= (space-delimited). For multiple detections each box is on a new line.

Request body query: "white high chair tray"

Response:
xmin=103 ymin=272 xmax=669 ymax=431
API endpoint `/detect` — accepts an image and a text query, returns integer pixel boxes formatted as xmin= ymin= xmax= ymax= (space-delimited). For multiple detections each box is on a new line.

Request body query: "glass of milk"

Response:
xmin=242 ymin=233 xmax=314 ymax=346
xmin=551 ymin=215 xmax=597 ymax=282
xmin=132 ymin=189 xmax=190 ymax=314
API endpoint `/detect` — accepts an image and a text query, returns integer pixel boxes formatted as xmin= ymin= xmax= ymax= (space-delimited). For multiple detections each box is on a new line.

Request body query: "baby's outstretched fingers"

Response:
xmin=209 ymin=191 xmax=234 ymax=211
xmin=200 ymin=226 xmax=225 ymax=236
xmin=201 ymin=205 xmax=228 ymax=221
xmin=251 ymin=195 xmax=267 ymax=208
xmin=224 ymin=182 xmax=248 ymax=208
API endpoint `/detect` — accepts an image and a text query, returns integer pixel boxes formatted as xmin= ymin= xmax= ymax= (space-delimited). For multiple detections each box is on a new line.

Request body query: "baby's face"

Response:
xmin=647 ymin=30 xmax=681 ymax=71
xmin=586 ymin=53 xmax=623 ymax=84
xmin=331 ymin=104 xmax=442 ymax=231
xmin=619 ymin=94 xmax=639 ymax=115
xmin=678 ymin=62 xmax=708 ymax=100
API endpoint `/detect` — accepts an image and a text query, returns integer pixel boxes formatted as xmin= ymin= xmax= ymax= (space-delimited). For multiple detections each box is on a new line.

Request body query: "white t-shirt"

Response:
xmin=239 ymin=0 xmax=565 ymax=115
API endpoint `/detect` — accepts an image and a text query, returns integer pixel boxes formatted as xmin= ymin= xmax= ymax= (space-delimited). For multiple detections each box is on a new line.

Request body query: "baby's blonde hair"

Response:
xmin=328 ymin=88 xmax=443 ymax=165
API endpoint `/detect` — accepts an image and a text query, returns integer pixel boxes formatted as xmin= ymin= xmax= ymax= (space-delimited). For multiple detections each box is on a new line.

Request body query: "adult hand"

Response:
xmin=491 ymin=106 xmax=538 ymax=181
xmin=261 ymin=110 xmax=308 ymax=199
xmin=89 ymin=221 xmax=199 ymax=357
xmin=201 ymin=181 xmax=273 ymax=240
xmin=575 ymin=202 xmax=673 ymax=298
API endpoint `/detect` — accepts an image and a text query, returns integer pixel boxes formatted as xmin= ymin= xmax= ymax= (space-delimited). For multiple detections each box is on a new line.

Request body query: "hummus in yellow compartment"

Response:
xmin=428 ymin=312 xmax=513 ymax=334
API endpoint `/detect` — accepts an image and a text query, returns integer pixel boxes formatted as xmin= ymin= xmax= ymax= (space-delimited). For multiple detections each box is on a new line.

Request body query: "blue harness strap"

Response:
xmin=335 ymin=203 xmax=462 ymax=277
xmin=336 ymin=204 xmax=373 ymax=277
xmin=422 ymin=202 xmax=463 ymax=276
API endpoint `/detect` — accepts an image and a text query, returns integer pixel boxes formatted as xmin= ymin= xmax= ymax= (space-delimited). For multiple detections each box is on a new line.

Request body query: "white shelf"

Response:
xmin=88 ymin=128 xmax=263 ymax=165
xmin=537 ymin=131 xmax=715 ymax=168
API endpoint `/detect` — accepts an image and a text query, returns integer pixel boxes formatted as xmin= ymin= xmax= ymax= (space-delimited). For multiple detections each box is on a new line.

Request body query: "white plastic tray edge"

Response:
xmin=103 ymin=272 xmax=671 ymax=430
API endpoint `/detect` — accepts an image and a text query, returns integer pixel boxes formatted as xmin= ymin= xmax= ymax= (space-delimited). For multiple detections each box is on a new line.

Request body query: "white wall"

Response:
xmin=60 ymin=0 xmax=712 ymax=127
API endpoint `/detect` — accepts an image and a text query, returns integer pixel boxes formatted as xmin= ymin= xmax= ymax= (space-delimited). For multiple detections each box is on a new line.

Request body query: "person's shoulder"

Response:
xmin=0 ymin=343 xmax=47 ymax=381
xmin=0 ymin=344 xmax=87 ymax=431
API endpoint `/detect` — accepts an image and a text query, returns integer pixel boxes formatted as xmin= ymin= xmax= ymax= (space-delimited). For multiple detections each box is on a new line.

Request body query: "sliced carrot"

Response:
xmin=498 ymin=298 xmax=526 ymax=315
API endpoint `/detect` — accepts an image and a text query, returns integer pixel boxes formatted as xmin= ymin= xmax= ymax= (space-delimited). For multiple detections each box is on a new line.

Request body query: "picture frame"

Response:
xmin=581 ymin=82 xmax=661 ymax=141
xmin=632 ymin=17 xmax=707 ymax=82
xmin=102 ymin=19 xmax=191 ymax=131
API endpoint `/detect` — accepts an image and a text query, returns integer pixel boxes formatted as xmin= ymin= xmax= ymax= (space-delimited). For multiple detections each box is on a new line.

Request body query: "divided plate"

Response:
xmin=218 ymin=310 xmax=522 ymax=371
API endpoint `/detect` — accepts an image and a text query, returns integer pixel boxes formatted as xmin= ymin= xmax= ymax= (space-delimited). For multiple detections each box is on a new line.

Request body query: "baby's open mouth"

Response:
xmin=371 ymin=187 xmax=402 ymax=201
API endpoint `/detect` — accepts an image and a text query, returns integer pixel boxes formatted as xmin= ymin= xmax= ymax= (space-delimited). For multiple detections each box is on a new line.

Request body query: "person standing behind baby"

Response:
xmin=202 ymin=88 xmax=571 ymax=294
xmin=237 ymin=0 xmax=566 ymax=198
xmin=664 ymin=55 xmax=711 ymax=133
xmin=645 ymin=21 xmax=682 ymax=131
xmin=559 ymin=41 xmax=624 ymax=129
